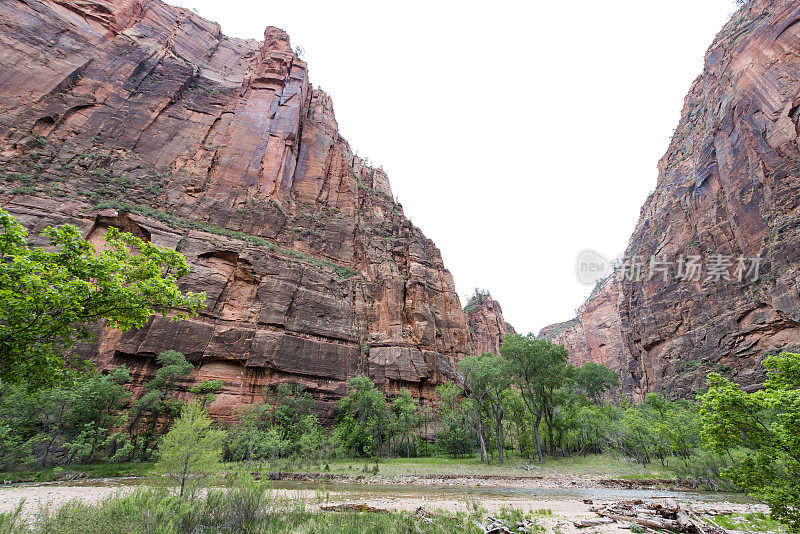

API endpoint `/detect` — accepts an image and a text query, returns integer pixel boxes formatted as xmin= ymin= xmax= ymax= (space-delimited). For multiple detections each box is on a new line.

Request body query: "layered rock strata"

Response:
xmin=464 ymin=291 xmax=515 ymax=356
xmin=0 ymin=0 xmax=469 ymax=421
xmin=541 ymin=0 xmax=800 ymax=399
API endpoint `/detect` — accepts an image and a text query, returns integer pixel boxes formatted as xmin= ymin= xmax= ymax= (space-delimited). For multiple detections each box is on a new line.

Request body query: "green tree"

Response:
xmin=129 ymin=350 xmax=194 ymax=460
xmin=0 ymin=367 xmax=132 ymax=468
xmin=573 ymin=362 xmax=619 ymax=405
xmin=0 ymin=209 xmax=205 ymax=387
xmin=154 ymin=402 xmax=226 ymax=498
xmin=700 ymin=352 xmax=800 ymax=531
xmin=458 ymin=353 xmax=511 ymax=464
xmin=189 ymin=379 xmax=224 ymax=408
xmin=434 ymin=383 xmax=475 ymax=458
xmin=65 ymin=367 xmax=131 ymax=464
xmin=225 ymin=385 xmax=331 ymax=465
xmin=501 ymin=334 xmax=569 ymax=462
xmin=226 ymin=402 xmax=277 ymax=463
xmin=505 ymin=389 xmax=533 ymax=458
xmin=266 ymin=384 xmax=329 ymax=461
xmin=335 ymin=376 xmax=390 ymax=457
xmin=610 ymin=404 xmax=659 ymax=466
xmin=390 ymin=388 xmax=420 ymax=458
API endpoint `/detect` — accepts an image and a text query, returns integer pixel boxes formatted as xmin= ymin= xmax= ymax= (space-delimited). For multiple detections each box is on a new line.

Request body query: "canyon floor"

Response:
xmin=0 ymin=478 xmax=772 ymax=534
xmin=0 ymin=456 xmax=778 ymax=533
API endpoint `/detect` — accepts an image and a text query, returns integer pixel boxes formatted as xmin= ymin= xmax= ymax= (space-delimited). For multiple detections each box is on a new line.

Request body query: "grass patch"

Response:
xmin=2 ymin=454 xmax=682 ymax=484
xmin=280 ymin=453 xmax=679 ymax=479
xmin=0 ymin=481 xmax=498 ymax=533
xmin=708 ymin=512 xmax=787 ymax=533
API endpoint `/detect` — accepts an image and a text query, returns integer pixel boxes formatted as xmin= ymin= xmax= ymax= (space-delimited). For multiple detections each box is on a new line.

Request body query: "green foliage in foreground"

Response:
xmin=0 ymin=208 xmax=204 ymax=387
xmin=701 ymin=351 xmax=800 ymax=532
xmin=0 ymin=481 xmax=495 ymax=534
xmin=0 ymin=350 xmax=219 ymax=470
xmin=334 ymin=376 xmax=391 ymax=458
xmin=708 ymin=512 xmax=788 ymax=533
xmin=154 ymin=403 xmax=226 ymax=499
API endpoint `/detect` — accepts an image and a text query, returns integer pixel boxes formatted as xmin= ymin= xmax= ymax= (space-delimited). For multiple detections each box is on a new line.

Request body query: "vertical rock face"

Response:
xmin=0 ymin=0 xmax=470 ymax=422
xmin=541 ymin=0 xmax=800 ymax=399
xmin=538 ymin=279 xmax=632 ymax=392
xmin=464 ymin=291 xmax=515 ymax=356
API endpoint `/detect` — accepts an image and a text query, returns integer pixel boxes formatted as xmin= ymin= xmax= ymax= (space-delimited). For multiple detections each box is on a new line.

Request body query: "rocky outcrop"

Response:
xmin=0 ymin=0 xmax=469 ymax=422
xmin=541 ymin=0 xmax=800 ymax=399
xmin=465 ymin=290 xmax=515 ymax=355
xmin=539 ymin=279 xmax=631 ymax=390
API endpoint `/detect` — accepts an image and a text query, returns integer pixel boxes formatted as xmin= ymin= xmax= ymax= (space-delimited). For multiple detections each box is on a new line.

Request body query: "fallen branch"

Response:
xmin=320 ymin=503 xmax=388 ymax=513
xmin=596 ymin=510 xmax=677 ymax=530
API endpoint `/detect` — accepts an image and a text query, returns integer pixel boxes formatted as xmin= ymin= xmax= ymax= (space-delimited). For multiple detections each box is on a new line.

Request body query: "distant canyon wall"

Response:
xmin=464 ymin=291 xmax=515 ymax=356
xmin=540 ymin=0 xmax=800 ymax=399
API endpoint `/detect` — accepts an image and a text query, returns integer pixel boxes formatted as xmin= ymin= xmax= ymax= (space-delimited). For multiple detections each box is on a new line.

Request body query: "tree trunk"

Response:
xmin=532 ymin=409 xmax=544 ymax=463
xmin=475 ymin=405 xmax=489 ymax=465
xmin=497 ymin=421 xmax=504 ymax=464
xmin=40 ymin=435 xmax=56 ymax=468
xmin=545 ymin=403 xmax=556 ymax=458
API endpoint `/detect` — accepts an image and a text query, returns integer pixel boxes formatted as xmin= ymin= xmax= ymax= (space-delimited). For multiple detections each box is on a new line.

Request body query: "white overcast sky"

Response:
xmin=167 ymin=0 xmax=739 ymax=335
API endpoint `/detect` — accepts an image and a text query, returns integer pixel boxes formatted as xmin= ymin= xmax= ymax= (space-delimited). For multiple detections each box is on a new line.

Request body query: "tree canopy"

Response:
xmin=0 ymin=209 xmax=205 ymax=387
xmin=700 ymin=351 xmax=800 ymax=531
xmin=154 ymin=402 xmax=226 ymax=498
xmin=335 ymin=376 xmax=391 ymax=457
xmin=573 ymin=361 xmax=620 ymax=405
xmin=500 ymin=333 xmax=570 ymax=462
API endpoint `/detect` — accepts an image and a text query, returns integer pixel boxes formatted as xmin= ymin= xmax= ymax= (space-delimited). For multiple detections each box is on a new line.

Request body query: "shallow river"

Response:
xmin=268 ymin=480 xmax=751 ymax=504
xmin=0 ymin=477 xmax=764 ymax=533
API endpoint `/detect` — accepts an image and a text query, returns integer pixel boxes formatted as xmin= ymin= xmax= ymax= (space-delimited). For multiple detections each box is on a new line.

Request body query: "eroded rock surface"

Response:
xmin=0 ymin=0 xmax=469 ymax=421
xmin=464 ymin=291 xmax=515 ymax=356
xmin=541 ymin=0 xmax=800 ymax=399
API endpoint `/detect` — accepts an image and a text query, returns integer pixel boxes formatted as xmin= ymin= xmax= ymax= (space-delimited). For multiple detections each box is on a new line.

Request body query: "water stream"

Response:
xmin=8 ymin=477 xmax=751 ymax=505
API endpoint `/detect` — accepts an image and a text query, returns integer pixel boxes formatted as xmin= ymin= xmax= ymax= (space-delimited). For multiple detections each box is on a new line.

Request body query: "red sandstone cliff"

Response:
xmin=541 ymin=0 xmax=800 ymax=399
xmin=539 ymin=279 xmax=632 ymax=392
xmin=464 ymin=290 xmax=515 ymax=355
xmin=0 ymin=0 xmax=470 ymax=422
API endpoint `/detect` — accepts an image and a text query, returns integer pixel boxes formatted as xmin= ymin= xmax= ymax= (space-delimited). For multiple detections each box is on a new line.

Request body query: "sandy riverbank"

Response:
xmin=0 ymin=478 xmax=768 ymax=534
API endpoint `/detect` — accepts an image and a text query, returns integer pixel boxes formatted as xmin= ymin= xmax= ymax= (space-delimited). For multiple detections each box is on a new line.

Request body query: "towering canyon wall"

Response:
xmin=464 ymin=291 xmax=515 ymax=356
xmin=541 ymin=0 xmax=800 ymax=399
xmin=0 ymin=0 xmax=471 ymax=422
xmin=539 ymin=278 xmax=632 ymax=389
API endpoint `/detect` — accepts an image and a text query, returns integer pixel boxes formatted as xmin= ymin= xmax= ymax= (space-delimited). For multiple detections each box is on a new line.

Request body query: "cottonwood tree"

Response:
xmin=0 ymin=209 xmax=204 ymax=388
xmin=458 ymin=353 xmax=511 ymax=464
xmin=573 ymin=362 xmax=619 ymax=405
xmin=154 ymin=402 xmax=226 ymax=498
xmin=335 ymin=376 xmax=391 ymax=457
xmin=390 ymin=388 xmax=420 ymax=458
xmin=501 ymin=334 xmax=569 ymax=462
xmin=434 ymin=383 xmax=475 ymax=458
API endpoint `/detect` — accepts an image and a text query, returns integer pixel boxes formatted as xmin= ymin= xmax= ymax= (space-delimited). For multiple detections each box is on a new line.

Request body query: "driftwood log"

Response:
xmin=577 ymin=499 xmax=727 ymax=533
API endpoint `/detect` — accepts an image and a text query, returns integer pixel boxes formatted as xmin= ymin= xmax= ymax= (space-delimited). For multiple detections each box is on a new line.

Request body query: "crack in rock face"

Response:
xmin=539 ymin=0 xmax=800 ymax=400
xmin=0 ymin=0 xmax=474 ymax=423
